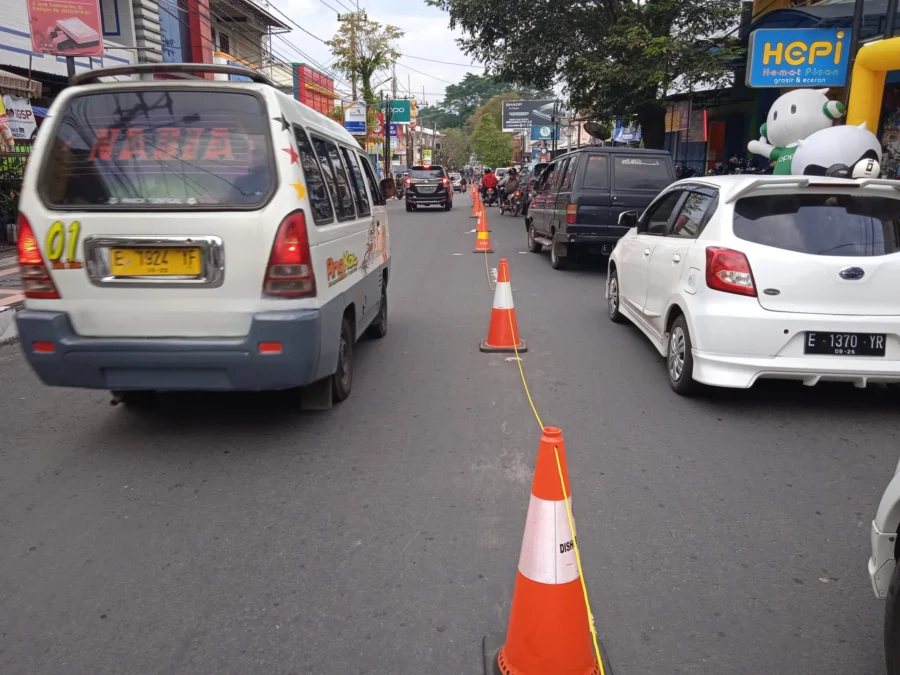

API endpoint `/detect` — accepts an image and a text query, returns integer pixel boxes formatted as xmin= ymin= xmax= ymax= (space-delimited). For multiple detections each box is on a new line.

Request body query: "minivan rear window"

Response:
xmin=612 ymin=156 xmax=672 ymax=191
xmin=734 ymin=194 xmax=900 ymax=256
xmin=582 ymin=155 xmax=609 ymax=188
xmin=41 ymin=90 xmax=274 ymax=209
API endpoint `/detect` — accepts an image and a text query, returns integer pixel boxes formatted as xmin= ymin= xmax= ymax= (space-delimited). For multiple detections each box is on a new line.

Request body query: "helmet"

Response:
xmin=509 ymin=168 xmax=518 ymax=175
xmin=484 ymin=168 xmax=493 ymax=174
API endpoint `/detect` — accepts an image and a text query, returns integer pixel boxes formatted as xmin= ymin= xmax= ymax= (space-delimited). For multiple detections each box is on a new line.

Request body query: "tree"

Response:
xmin=427 ymin=73 xmax=555 ymax=129
xmin=427 ymin=0 xmax=742 ymax=148
xmin=327 ymin=12 xmax=403 ymax=105
xmin=442 ymin=128 xmax=471 ymax=167
xmin=471 ymin=113 xmax=512 ymax=167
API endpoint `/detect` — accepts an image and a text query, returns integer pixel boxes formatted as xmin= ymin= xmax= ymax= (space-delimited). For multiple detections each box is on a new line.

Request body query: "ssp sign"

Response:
xmin=1 ymin=95 xmax=38 ymax=141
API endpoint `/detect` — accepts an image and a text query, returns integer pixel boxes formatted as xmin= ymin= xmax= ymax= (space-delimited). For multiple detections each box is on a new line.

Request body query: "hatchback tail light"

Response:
xmin=263 ymin=210 xmax=316 ymax=298
xmin=705 ymin=247 xmax=756 ymax=297
xmin=18 ymin=214 xmax=60 ymax=299
xmin=566 ymin=204 xmax=577 ymax=225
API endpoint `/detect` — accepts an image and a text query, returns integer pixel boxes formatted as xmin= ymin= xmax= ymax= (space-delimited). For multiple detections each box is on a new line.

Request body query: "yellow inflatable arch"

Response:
xmin=847 ymin=37 xmax=900 ymax=130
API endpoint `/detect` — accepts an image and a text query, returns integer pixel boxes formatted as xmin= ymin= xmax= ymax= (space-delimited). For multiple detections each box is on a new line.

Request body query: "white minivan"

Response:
xmin=15 ymin=63 xmax=395 ymax=407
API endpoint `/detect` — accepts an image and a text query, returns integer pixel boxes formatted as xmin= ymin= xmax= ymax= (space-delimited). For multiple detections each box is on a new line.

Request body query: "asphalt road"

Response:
xmin=1 ymin=195 xmax=897 ymax=675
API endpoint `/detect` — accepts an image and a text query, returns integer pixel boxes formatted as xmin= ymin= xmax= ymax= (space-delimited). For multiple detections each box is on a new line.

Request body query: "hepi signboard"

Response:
xmin=746 ymin=28 xmax=849 ymax=88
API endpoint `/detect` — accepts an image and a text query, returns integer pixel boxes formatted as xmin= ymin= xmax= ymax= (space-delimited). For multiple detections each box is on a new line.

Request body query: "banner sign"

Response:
xmin=746 ymin=28 xmax=849 ymax=88
xmin=344 ymin=101 xmax=366 ymax=135
xmin=27 ymin=0 xmax=104 ymax=57
xmin=1 ymin=95 xmax=38 ymax=141
xmin=502 ymin=100 xmax=557 ymax=132
xmin=376 ymin=100 xmax=411 ymax=124
xmin=530 ymin=124 xmax=558 ymax=141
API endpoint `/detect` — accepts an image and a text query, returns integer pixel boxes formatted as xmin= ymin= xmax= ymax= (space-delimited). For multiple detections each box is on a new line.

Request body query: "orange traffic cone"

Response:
xmin=479 ymin=259 xmax=525 ymax=352
xmin=483 ymin=426 xmax=611 ymax=675
xmin=477 ymin=207 xmax=491 ymax=233
xmin=471 ymin=190 xmax=481 ymax=218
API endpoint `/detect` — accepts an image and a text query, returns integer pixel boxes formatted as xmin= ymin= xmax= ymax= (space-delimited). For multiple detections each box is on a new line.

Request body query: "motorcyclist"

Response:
xmin=480 ymin=168 xmax=499 ymax=202
xmin=394 ymin=172 xmax=405 ymax=199
xmin=499 ymin=168 xmax=520 ymax=206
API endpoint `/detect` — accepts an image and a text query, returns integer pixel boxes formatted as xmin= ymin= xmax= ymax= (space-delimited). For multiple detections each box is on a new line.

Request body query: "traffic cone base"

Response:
xmin=481 ymin=427 xmax=612 ymax=675
xmin=483 ymin=634 xmax=613 ymax=675
xmin=480 ymin=259 xmax=526 ymax=351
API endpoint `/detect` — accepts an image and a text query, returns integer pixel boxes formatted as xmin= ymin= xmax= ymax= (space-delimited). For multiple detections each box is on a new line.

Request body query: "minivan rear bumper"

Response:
xmin=560 ymin=232 xmax=621 ymax=255
xmin=16 ymin=309 xmax=322 ymax=391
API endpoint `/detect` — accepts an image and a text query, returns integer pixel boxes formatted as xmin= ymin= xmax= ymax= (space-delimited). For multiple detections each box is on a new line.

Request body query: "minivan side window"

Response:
xmin=327 ymin=140 xmax=357 ymax=220
xmin=669 ymin=192 xmax=716 ymax=239
xmin=558 ymin=158 xmax=574 ymax=191
xmin=312 ymin=136 xmax=351 ymax=221
xmin=545 ymin=163 xmax=561 ymax=192
xmin=537 ymin=164 xmax=556 ymax=191
xmin=293 ymin=126 xmax=334 ymax=225
xmin=582 ymin=155 xmax=609 ymax=189
xmin=357 ymin=153 xmax=385 ymax=206
xmin=641 ymin=190 xmax=684 ymax=235
xmin=341 ymin=146 xmax=371 ymax=217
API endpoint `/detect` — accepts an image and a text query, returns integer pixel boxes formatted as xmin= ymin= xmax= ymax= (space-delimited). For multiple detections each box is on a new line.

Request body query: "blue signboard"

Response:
xmin=530 ymin=124 xmax=558 ymax=141
xmin=746 ymin=28 xmax=849 ymax=88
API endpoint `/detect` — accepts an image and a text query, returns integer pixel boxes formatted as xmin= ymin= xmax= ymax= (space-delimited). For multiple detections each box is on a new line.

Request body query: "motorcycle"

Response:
xmin=675 ymin=164 xmax=698 ymax=179
xmin=483 ymin=186 xmax=498 ymax=206
xmin=501 ymin=189 xmax=523 ymax=217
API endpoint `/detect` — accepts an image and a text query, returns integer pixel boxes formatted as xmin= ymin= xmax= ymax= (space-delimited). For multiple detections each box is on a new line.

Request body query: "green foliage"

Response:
xmin=327 ymin=12 xmax=403 ymax=105
xmin=471 ymin=113 xmax=512 ymax=167
xmin=441 ymin=128 xmax=471 ymax=166
xmin=427 ymin=0 xmax=742 ymax=148
xmin=424 ymin=73 xmax=554 ymax=130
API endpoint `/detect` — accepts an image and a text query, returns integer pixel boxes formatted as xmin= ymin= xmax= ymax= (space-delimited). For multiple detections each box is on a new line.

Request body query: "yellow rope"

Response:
xmin=484 ymin=241 xmax=607 ymax=674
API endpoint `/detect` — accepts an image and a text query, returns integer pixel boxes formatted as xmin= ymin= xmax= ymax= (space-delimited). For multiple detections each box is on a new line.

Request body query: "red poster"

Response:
xmin=28 ymin=0 xmax=104 ymax=57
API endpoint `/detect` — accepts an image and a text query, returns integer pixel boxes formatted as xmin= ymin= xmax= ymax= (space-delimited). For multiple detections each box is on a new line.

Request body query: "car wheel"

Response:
xmin=527 ymin=224 xmax=542 ymax=253
xmin=550 ymin=236 xmax=568 ymax=270
xmin=365 ymin=280 xmax=388 ymax=339
xmin=332 ymin=316 xmax=354 ymax=403
xmin=607 ymin=268 xmax=626 ymax=324
xmin=405 ymin=203 xmax=412 ymax=212
xmin=887 ymin=560 xmax=900 ymax=675
xmin=444 ymin=201 xmax=452 ymax=211
xmin=667 ymin=315 xmax=699 ymax=396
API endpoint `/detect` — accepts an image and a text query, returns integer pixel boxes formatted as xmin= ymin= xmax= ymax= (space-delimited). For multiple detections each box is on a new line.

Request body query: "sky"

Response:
xmin=262 ymin=0 xmax=486 ymax=105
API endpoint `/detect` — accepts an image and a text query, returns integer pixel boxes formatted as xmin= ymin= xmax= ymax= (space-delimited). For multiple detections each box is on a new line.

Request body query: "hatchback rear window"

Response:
xmin=734 ymin=194 xmax=900 ymax=256
xmin=41 ymin=90 xmax=274 ymax=209
xmin=409 ymin=168 xmax=444 ymax=178
xmin=612 ymin=156 xmax=672 ymax=191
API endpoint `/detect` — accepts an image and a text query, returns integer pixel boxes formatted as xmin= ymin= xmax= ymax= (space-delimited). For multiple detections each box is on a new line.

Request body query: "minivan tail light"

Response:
xmin=705 ymin=247 xmax=756 ymax=297
xmin=442 ymin=177 xmax=450 ymax=187
xmin=264 ymin=210 xmax=316 ymax=298
xmin=566 ymin=204 xmax=577 ymax=225
xmin=17 ymin=214 xmax=60 ymax=299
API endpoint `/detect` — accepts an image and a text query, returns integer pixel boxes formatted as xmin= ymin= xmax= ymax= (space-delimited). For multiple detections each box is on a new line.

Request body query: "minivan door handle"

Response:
xmin=643 ymin=248 xmax=651 ymax=257
xmin=672 ymin=254 xmax=681 ymax=263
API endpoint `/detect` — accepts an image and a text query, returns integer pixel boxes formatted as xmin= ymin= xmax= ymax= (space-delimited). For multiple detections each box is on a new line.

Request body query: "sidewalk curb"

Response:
xmin=0 ymin=305 xmax=20 ymax=345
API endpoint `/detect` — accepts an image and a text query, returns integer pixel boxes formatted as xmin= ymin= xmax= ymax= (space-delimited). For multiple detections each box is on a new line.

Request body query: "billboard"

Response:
xmin=530 ymin=124 xmax=558 ymax=141
xmin=746 ymin=28 xmax=849 ymax=88
xmin=344 ymin=101 xmax=366 ymax=135
xmin=27 ymin=0 xmax=104 ymax=57
xmin=502 ymin=100 xmax=557 ymax=132
xmin=376 ymin=100 xmax=411 ymax=124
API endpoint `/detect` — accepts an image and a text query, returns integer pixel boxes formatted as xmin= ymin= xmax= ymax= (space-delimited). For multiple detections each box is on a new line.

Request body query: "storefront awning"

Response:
xmin=0 ymin=69 xmax=42 ymax=99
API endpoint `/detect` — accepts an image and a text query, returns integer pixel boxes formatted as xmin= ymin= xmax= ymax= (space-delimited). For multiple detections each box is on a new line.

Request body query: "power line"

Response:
xmin=396 ymin=60 xmax=455 ymax=85
xmin=401 ymin=54 xmax=484 ymax=69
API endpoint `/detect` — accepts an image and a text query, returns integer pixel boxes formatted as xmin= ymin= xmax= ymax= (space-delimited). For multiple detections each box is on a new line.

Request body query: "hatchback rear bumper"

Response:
xmin=692 ymin=350 xmax=900 ymax=388
xmin=16 ymin=309 xmax=322 ymax=391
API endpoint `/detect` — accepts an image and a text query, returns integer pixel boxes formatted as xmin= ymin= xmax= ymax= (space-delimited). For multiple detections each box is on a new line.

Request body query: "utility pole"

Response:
xmin=383 ymin=90 xmax=392 ymax=179
xmin=407 ymin=73 xmax=414 ymax=168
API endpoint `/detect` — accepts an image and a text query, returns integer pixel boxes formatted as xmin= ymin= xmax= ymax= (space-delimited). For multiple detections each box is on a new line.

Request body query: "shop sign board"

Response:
xmin=27 ymin=0 xmax=105 ymax=57
xmin=747 ymin=28 xmax=849 ymax=88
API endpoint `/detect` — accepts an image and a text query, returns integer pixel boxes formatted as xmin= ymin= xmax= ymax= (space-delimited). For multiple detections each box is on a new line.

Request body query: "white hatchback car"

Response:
xmin=606 ymin=175 xmax=900 ymax=394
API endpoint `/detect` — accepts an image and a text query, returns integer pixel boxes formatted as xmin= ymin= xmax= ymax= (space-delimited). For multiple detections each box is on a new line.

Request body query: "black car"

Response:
xmin=525 ymin=147 xmax=676 ymax=269
xmin=405 ymin=165 xmax=453 ymax=211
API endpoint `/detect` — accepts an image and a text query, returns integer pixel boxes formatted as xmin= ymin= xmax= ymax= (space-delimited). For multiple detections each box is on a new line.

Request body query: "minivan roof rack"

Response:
xmin=73 ymin=63 xmax=275 ymax=87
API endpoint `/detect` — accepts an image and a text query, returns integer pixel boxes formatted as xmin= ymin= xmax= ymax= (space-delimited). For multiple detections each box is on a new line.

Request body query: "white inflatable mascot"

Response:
xmin=748 ymin=87 xmax=882 ymax=178
xmin=747 ymin=88 xmax=845 ymax=175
